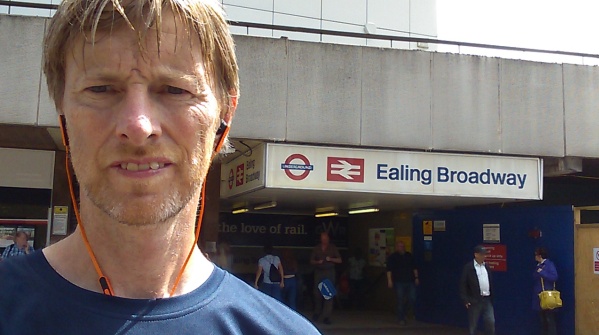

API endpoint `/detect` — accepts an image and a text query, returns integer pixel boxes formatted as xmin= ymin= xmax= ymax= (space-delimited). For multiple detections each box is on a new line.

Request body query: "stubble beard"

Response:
xmin=75 ymin=147 xmax=210 ymax=227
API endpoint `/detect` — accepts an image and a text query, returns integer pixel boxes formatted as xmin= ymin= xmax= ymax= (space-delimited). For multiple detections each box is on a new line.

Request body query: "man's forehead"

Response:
xmin=71 ymin=13 xmax=204 ymax=67
xmin=68 ymin=31 xmax=206 ymax=80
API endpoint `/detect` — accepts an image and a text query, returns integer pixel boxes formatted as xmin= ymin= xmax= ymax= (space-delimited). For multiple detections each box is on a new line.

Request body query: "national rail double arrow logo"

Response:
xmin=236 ymin=163 xmax=245 ymax=186
xmin=327 ymin=157 xmax=365 ymax=182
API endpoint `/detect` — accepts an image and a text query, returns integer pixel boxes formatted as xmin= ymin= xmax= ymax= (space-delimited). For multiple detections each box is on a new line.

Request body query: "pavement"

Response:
xmin=308 ymin=310 xmax=466 ymax=335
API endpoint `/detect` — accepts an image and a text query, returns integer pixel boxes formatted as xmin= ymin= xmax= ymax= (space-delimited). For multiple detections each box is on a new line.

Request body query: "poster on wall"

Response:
xmin=52 ymin=206 xmax=69 ymax=236
xmin=368 ymin=228 xmax=394 ymax=266
xmin=396 ymin=236 xmax=412 ymax=253
xmin=483 ymin=223 xmax=500 ymax=243
xmin=0 ymin=226 xmax=35 ymax=248
xmin=0 ymin=227 xmax=16 ymax=248
xmin=593 ymin=248 xmax=599 ymax=275
xmin=423 ymin=221 xmax=433 ymax=235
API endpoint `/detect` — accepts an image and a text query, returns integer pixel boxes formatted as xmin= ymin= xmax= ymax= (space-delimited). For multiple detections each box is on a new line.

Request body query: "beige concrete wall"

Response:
xmin=3 ymin=14 xmax=599 ymax=158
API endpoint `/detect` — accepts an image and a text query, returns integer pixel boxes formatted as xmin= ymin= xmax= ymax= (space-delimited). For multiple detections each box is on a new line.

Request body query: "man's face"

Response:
xmin=15 ymin=234 xmax=28 ymax=248
xmin=474 ymin=252 xmax=487 ymax=264
xmin=320 ymin=233 xmax=330 ymax=246
xmin=62 ymin=15 xmax=222 ymax=226
xmin=15 ymin=235 xmax=28 ymax=249
xmin=395 ymin=241 xmax=406 ymax=254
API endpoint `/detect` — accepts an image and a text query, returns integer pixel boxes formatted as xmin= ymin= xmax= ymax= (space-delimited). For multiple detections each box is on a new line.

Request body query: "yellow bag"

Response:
xmin=539 ymin=278 xmax=562 ymax=310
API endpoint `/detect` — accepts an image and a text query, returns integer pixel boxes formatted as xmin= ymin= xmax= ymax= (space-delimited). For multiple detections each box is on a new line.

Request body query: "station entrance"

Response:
xmin=212 ymin=142 xmax=559 ymax=334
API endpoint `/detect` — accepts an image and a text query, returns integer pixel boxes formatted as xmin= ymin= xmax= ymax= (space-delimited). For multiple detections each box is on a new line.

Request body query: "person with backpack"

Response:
xmin=254 ymin=243 xmax=285 ymax=302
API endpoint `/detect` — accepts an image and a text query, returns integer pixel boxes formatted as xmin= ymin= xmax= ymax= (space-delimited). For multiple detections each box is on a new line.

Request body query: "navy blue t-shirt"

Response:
xmin=0 ymin=251 xmax=321 ymax=335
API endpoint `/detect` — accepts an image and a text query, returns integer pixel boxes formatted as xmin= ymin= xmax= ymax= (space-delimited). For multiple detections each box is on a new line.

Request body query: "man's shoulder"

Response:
xmin=214 ymin=272 xmax=320 ymax=333
xmin=0 ymin=250 xmax=38 ymax=277
xmin=0 ymin=264 xmax=321 ymax=334
xmin=462 ymin=260 xmax=475 ymax=271
xmin=0 ymin=252 xmax=54 ymax=316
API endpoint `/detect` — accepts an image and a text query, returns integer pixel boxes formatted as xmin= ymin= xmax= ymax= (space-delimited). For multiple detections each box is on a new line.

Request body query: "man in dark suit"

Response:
xmin=460 ymin=245 xmax=495 ymax=335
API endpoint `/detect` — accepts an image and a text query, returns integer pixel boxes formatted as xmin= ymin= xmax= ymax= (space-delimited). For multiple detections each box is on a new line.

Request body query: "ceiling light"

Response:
xmin=348 ymin=207 xmax=380 ymax=215
xmin=254 ymin=201 xmax=277 ymax=210
xmin=315 ymin=212 xmax=339 ymax=218
xmin=232 ymin=208 xmax=249 ymax=214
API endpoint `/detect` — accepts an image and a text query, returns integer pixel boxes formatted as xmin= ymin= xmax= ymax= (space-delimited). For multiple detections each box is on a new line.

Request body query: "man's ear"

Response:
xmin=217 ymin=94 xmax=237 ymax=135
xmin=224 ymin=94 xmax=238 ymax=124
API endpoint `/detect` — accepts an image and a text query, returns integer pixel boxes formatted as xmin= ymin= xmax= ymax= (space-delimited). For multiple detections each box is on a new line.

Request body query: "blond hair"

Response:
xmin=43 ymin=0 xmax=239 ymax=113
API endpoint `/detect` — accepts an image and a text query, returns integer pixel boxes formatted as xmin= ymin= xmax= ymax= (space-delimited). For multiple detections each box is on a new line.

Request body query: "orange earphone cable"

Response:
xmin=168 ymin=124 xmax=230 ymax=296
xmin=63 ymin=141 xmax=115 ymax=296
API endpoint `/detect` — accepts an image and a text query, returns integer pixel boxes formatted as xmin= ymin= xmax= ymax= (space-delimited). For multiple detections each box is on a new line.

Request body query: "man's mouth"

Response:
xmin=119 ymin=162 xmax=167 ymax=171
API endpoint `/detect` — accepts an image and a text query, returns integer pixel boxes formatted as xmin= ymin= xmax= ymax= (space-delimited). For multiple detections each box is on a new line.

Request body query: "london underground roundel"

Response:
xmin=280 ymin=154 xmax=314 ymax=181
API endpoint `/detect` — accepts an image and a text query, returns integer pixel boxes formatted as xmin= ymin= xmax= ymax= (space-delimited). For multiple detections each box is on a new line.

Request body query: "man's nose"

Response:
xmin=115 ymin=88 xmax=162 ymax=146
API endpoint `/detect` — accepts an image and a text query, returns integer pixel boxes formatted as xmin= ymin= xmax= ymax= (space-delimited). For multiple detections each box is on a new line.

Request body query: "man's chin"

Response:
xmin=83 ymin=181 xmax=201 ymax=227
xmin=90 ymin=196 xmax=187 ymax=227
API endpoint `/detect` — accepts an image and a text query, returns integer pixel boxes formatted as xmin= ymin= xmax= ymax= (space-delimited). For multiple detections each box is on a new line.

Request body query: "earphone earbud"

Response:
xmin=213 ymin=119 xmax=230 ymax=155
xmin=58 ymin=115 xmax=69 ymax=147
xmin=216 ymin=119 xmax=228 ymax=136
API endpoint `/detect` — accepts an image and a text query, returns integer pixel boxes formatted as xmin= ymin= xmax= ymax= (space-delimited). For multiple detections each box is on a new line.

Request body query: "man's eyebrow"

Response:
xmin=155 ymin=68 xmax=208 ymax=88
xmin=78 ymin=67 xmax=206 ymax=88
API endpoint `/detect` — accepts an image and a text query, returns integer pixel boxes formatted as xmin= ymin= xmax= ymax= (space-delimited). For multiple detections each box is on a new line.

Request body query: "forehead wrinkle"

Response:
xmin=69 ymin=22 xmax=209 ymax=90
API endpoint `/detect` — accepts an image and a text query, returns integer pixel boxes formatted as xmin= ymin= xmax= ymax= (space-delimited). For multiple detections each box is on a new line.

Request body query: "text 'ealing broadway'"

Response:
xmin=376 ymin=164 xmax=527 ymax=189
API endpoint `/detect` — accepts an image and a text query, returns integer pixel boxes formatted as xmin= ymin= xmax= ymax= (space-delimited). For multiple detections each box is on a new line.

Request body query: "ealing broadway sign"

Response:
xmin=266 ymin=143 xmax=542 ymax=200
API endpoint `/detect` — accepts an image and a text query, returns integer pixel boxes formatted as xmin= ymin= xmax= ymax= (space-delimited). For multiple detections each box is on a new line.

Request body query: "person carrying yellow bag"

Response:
xmin=533 ymin=247 xmax=559 ymax=335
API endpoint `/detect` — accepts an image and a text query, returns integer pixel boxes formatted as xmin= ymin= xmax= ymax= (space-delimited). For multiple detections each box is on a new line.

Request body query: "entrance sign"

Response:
xmin=483 ymin=224 xmax=501 ymax=243
xmin=52 ymin=206 xmax=68 ymax=235
xmin=265 ymin=144 xmax=542 ymax=200
xmin=220 ymin=144 xmax=266 ymax=198
xmin=484 ymin=244 xmax=507 ymax=272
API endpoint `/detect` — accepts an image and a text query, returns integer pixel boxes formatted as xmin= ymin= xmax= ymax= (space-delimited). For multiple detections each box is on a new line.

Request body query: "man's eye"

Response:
xmin=88 ymin=86 xmax=108 ymax=93
xmin=167 ymin=86 xmax=186 ymax=94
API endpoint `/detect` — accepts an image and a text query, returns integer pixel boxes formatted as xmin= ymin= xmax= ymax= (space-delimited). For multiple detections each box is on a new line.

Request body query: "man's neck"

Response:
xmin=43 ymin=196 xmax=213 ymax=299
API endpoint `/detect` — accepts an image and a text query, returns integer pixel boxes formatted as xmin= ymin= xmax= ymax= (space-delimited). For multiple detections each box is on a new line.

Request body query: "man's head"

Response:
xmin=43 ymin=0 xmax=239 ymax=226
xmin=320 ymin=232 xmax=330 ymax=247
xmin=395 ymin=241 xmax=406 ymax=254
xmin=14 ymin=232 xmax=29 ymax=249
xmin=473 ymin=245 xmax=488 ymax=264
xmin=44 ymin=0 xmax=239 ymax=225
xmin=44 ymin=0 xmax=239 ymax=114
